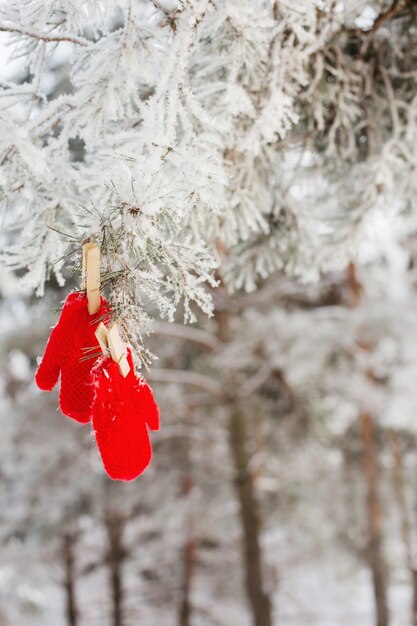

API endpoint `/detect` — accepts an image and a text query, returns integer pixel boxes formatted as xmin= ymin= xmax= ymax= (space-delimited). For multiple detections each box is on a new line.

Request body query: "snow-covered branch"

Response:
xmin=0 ymin=23 xmax=90 ymax=46
xmin=1 ymin=0 xmax=416 ymax=358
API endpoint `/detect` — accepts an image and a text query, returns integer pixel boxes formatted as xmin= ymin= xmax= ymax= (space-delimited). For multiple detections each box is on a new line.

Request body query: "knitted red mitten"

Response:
xmin=35 ymin=292 xmax=111 ymax=423
xmin=91 ymin=349 xmax=159 ymax=481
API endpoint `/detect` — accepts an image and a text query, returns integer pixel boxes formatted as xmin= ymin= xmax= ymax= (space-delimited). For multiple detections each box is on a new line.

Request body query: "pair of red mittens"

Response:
xmin=91 ymin=348 xmax=159 ymax=481
xmin=35 ymin=292 xmax=110 ymax=423
xmin=35 ymin=293 xmax=159 ymax=481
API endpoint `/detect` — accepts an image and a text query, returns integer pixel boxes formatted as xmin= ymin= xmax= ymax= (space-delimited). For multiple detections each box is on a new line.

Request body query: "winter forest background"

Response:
xmin=1 ymin=1 xmax=417 ymax=625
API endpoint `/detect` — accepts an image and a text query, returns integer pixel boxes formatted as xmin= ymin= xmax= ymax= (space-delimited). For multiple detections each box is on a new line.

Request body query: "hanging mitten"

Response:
xmin=35 ymin=292 xmax=111 ymax=423
xmin=91 ymin=348 xmax=159 ymax=481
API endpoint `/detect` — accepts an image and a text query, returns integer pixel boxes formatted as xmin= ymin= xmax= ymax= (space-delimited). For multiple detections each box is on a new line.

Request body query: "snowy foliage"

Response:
xmin=1 ymin=0 xmax=417 ymax=353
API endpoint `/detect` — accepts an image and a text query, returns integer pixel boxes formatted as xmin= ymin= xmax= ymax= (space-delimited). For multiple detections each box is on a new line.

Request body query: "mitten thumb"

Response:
xmin=140 ymin=381 xmax=160 ymax=431
xmin=35 ymin=325 xmax=61 ymax=391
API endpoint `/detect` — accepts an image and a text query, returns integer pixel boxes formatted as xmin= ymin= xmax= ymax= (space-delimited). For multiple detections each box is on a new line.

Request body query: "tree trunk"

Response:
xmin=106 ymin=513 xmax=125 ymax=626
xmin=179 ymin=533 xmax=195 ymax=626
xmin=229 ymin=407 xmax=272 ymax=626
xmin=62 ymin=533 xmax=78 ymax=626
xmin=215 ymin=301 xmax=273 ymax=626
xmin=387 ymin=429 xmax=417 ymax=626
xmin=178 ymin=464 xmax=195 ymax=626
xmin=342 ymin=451 xmax=358 ymax=533
xmin=412 ymin=570 xmax=417 ymax=626
xmin=359 ymin=411 xmax=389 ymax=626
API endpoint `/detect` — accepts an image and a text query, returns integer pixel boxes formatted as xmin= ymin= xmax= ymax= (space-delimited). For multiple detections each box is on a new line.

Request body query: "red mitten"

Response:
xmin=91 ymin=349 xmax=159 ymax=481
xmin=36 ymin=292 xmax=111 ymax=423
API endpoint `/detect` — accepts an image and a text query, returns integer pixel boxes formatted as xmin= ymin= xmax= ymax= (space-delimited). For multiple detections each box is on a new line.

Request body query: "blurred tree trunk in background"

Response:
xmin=229 ymin=406 xmax=272 ymax=626
xmin=216 ymin=305 xmax=272 ymax=626
xmin=342 ymin=451 xmax=360 ymax=540
xmin=178 ymin=531 xmax=195 ymax=626
xmin=62 ymin=533 xmax=78 ymax=626
xmin=105 ymin=511 xmax=126 ymax=626
xmin=388 ymin=430 xmax=417 ymax=626
xmin=178 ymin=440 xmax=195 ymax=626
xmin=360 ymin=411 xmax=389 ymax=626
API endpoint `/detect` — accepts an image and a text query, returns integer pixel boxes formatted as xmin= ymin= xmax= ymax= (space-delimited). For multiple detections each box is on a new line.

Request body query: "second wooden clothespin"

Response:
xmin=95 ymin=322 xmax=130 ymax=377
xmin=82 ymin=242 xmax=100 ymax=316
xmin=108 ymin=323 xmax=130 ymax=377
xmin=95 ymin=322 xmax=110 ymax=356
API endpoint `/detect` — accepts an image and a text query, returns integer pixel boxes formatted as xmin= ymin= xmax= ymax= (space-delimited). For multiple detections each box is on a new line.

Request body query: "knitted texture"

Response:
xmin=35 ymin=292 xmax=111 ymax=423
xmin=91 ymin=349 xmax=160 ymax=481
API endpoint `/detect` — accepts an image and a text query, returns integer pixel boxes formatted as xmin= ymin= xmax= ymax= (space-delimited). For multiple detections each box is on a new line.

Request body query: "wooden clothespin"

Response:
xmin=108 ymin=323 xmax=130 ymax=377
xmin=82 ymin=242 xmax=100 ymax=315
xmin=95 ymin=322 xmax=110 ymax=356
xmin=96 ymin=322 xmax=130 ymax=377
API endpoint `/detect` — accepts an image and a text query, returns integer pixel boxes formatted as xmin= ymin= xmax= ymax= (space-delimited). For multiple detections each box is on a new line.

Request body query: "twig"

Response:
xmin=379 ymin=60 xmax=400 ymax=137
xmin=148 ymin=368 xmax=225 ymax=399
xmin=239 ymin=365 xmax=272 ymax=398
xmin=359 ymin=0 xmax=413 ymax=58
xmin=0 ymin=24 xmax=90 ymax=46
xmin=153 ymin=322 xmax=220 ymax=351
xmin=148 ymin=0 xmax=171 ymax=16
